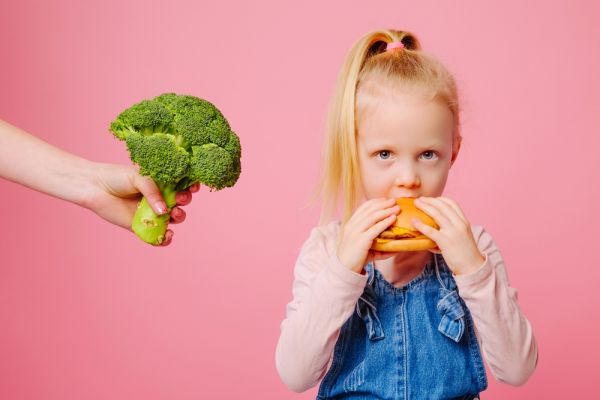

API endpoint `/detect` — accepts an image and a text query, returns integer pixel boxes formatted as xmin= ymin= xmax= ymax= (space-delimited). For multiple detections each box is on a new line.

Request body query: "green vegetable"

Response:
xmin=109 ymin=93 xmax=241 ymax=245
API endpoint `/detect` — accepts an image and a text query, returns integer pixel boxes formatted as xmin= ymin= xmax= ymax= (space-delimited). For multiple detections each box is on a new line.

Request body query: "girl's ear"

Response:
xmin=450 ymin=135 xmax=462 ymax=166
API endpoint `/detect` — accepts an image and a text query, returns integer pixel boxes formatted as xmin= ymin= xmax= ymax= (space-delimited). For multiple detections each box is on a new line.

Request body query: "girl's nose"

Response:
xmin=393 ymin=163 xmax=420 ymax=188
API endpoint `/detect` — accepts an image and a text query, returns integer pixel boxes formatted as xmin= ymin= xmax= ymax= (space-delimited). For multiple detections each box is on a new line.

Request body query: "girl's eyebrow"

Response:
xmin=417 ymin=142 xmax=445 ymax=150
xmin=367 ymin=141 xmax=445 ymax=151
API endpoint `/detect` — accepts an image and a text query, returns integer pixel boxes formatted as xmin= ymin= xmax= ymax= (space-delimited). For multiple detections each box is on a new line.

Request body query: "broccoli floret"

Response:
xmin=109 ymin=93 xmax=242 ymax=245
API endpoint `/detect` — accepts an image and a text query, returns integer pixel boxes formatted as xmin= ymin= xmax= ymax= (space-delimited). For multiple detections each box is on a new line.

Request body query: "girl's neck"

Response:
xmin=373 ymin=250 xmax=433 ymax=288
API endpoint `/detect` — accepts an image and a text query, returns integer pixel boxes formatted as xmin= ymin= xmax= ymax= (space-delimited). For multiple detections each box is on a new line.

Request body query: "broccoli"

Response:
xmin=109 ymin=93 xmax=241 ymax=245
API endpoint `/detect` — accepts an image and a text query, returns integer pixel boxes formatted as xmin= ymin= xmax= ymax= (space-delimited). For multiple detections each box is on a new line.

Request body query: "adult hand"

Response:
xmin=82 ymin=162 xmax=200 ymax=246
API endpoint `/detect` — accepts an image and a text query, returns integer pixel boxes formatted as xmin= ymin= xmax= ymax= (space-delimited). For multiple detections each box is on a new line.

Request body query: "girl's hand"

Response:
xmin=82 ymin=163 xmax=200 ymax=246
xmin=412 ymin=196 xmax=485 ymax=275
xmin=337 ymin=198 xmax=400 ymax=274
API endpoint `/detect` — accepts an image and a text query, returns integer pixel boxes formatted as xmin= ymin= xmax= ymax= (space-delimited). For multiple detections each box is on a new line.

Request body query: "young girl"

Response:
xmin=275 ymin=29 xmax=538 ymax=399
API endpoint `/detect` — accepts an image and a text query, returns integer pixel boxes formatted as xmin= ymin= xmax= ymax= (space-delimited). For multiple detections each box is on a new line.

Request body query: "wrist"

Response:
xmin=454 ymin=253 xmax=485 ymax=276
xmin=336 ymin=248 xmax=364 ymax=274
xmin=33 ymin=149 xmax=99 ymax=208
xmin=342 ymin=257 xmax=365 ymax=275
xmin=76 ymin=160 xmax=107 ymax=210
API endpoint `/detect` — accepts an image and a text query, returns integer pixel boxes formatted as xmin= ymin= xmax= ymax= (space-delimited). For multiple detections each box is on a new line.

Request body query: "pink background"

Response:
xmin=1 ymin=0 xmax=598 ymax=398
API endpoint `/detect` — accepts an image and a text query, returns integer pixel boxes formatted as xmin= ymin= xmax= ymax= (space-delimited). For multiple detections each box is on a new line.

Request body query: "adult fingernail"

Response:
xmin=155 ymin=201 xmax=167 ymax=214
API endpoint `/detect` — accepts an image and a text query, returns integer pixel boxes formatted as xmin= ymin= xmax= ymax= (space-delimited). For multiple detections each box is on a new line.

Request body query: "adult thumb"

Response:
xmin=133 ymin=174 xmax=168 ymax=215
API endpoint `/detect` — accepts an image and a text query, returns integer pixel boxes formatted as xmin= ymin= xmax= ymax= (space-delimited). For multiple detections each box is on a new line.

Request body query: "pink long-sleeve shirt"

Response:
xmin=275 ymin=221 xmax=538 ymax=393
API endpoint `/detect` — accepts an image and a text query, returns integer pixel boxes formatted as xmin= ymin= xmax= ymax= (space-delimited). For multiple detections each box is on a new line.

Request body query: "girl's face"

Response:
xmin=356 ymin=88 xmax=458 ymax=201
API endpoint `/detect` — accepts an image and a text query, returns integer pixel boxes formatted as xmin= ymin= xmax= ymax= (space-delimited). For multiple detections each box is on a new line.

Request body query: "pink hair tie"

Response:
xmin=386 ymin=41 xmax=405 ymax=51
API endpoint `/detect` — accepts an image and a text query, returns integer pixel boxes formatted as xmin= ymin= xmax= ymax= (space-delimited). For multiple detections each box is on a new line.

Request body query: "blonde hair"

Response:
xmin=307 ymin=28 xmax=462 ymax=227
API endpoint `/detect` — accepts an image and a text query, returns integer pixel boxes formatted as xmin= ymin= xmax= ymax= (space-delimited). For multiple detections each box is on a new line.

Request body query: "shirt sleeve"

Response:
xmin=275 ymin=224 xmax=368 ymax=393
xmin=454 ymin=225 xmax=539 ymax=386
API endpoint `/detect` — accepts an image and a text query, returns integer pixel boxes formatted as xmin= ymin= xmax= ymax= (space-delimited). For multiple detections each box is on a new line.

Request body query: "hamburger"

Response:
xmin=371 ymin=197 xmax=440 ymax=252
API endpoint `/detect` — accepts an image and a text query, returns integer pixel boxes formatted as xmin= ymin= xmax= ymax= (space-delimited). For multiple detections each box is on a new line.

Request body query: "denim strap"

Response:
xmin=436 ymin=288 xmax=466 ymax=342
xmin=356 ymin=262 xmax=385 ymax=341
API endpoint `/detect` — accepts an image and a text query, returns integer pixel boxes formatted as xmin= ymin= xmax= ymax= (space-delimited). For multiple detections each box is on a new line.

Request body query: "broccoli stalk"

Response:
xmin=131 ymin=181 xmax=178 ymax=245
xmin=109 ymin=93 xmax=241 ymax=245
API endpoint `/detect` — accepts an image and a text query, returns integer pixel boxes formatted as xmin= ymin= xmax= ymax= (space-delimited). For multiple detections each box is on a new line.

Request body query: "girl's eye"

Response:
xmin=421 ymin=151 xmax=438 ymax=160
xmin=377 ymin=150 xmax=391 ymax=160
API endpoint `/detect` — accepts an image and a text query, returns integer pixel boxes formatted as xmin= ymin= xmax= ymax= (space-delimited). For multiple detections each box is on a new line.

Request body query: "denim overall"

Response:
xmin=317 ymin=253 xmax=488 ymax=399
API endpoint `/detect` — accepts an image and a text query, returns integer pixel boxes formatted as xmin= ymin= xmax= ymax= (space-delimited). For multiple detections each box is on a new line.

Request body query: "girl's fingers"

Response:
xmin=411 ymin=218 xmax=440 ymax=242
xmin=366 ymin=198 xmax=397 ymax=214
xmin=427 ymin=246 xmax=443 ymax=254
xmin=365 ymin=213 xmax=398 ymax=239
xmin=356 ymin=204 xmax=400 ymax=233
xmin=429 ymin=197 xmax=465 ymax=227
xmin=345 ymin=198 xmax=392 ymax=232
xmin=356 ymin=198 xmax=395 ymax=215
xmin=423 ymin=197 xmax=462 ymax=225
xmin=352 ymin=198 xmax=396 ymax=222
xmin=414 ymin=197 xmax=453 ymax=227
xmin=437 ymin=196 xmax=468 ymax=223
xmin=169 ymin=206 xmax=186 ymax=224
